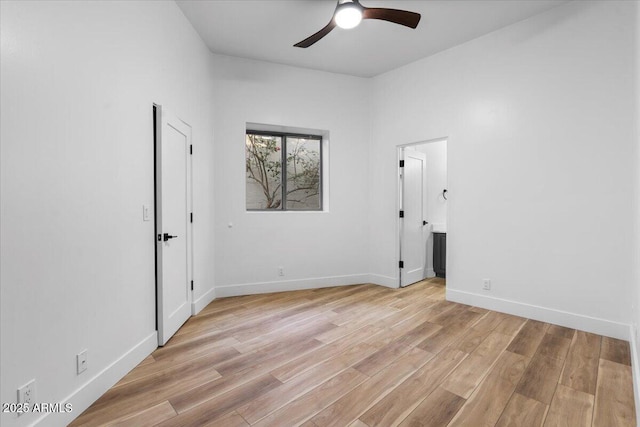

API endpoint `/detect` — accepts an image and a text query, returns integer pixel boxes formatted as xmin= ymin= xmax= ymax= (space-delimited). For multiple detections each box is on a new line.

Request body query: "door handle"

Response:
xmin=423 ymin=221 xmax=428 ymax=226
xmin=158 ymin=233 xmax=178 ymax=242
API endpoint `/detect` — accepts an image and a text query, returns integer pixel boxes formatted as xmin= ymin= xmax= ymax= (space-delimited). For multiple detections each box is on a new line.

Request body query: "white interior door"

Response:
xmin=400 ymin=149 xmax=427 ymax=287
xmin=154 ymin=105 xmax=192 ymax=346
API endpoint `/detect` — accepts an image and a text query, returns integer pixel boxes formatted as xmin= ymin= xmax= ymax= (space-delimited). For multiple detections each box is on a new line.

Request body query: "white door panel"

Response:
xmin=155 ymin=105 xmax=192 ymax=346
xmin=400 ymin=149 xmax=427 ymax=287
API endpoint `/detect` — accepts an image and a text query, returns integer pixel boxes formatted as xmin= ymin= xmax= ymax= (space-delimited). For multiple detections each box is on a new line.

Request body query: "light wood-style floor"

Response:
xmin=70 ymin=279 xmax=636 ymax=427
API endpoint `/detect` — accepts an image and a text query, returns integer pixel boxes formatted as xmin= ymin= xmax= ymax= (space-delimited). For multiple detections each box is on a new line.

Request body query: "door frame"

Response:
xmin=153 ymin=103 xmax=194 ymax=346
xmin=397 ymin=137 xmax=448 ymax=288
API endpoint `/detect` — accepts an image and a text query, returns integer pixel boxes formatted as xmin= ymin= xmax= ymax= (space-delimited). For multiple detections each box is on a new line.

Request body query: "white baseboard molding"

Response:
xmin=215 ymin=274 xmax=372 ymax=298
xmin=192 ymin=285 xmax=216 ymax=315
xmin=447 ymin=289 xmax=630 ymax=340
xmin=630 ymin=324 xmax=640 ymax=426
xmin=368 ymin=274 xmax=399 ymax=289
xmin=38 ymin=332 xmax=158 ymax=427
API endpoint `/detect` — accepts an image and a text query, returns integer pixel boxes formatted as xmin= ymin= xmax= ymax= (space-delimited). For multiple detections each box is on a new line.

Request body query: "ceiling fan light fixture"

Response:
xmin=293 ymin=0 xmax=420 ymax=48
xmin=334 ymin=4 xmax=363 ymax=29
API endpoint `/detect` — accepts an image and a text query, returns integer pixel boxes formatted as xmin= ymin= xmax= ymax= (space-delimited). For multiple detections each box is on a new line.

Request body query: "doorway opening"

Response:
xmin=398 ymin=138 xmax=448 ymax=288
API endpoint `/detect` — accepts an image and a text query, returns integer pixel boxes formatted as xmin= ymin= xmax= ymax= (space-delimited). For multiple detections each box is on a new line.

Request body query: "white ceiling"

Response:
xmin=176 ymin=0 xmax=570 ymax=78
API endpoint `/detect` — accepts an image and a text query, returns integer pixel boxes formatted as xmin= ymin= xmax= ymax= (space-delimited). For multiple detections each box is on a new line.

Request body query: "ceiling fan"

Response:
xmin=294 ymin=0 xmax=421 ymax=48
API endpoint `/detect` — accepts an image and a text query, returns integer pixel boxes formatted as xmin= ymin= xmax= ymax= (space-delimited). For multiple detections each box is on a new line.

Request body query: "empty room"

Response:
xmin=1 ymin=0 xmax=639 ymax=426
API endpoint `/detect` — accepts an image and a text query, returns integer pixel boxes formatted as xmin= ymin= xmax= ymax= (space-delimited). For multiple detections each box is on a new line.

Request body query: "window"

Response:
xmin=246 ymin=131 xmax=322 ymax=210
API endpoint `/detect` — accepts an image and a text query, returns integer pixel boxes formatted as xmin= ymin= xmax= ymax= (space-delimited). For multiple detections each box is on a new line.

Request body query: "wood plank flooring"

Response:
xmin=70 ymin=279 xmax=636 ymax=427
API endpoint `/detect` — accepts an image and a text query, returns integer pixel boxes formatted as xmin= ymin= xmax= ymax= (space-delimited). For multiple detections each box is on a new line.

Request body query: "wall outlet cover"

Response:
xmin=77 ymin=350 xmax=88 ymax=374
xmin=17 ymin=379 xmax=36 ymax=411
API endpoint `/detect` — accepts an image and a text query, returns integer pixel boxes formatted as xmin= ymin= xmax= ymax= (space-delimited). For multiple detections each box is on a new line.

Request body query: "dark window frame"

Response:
xmin=246 ymin=130 xmax=323 ymax=211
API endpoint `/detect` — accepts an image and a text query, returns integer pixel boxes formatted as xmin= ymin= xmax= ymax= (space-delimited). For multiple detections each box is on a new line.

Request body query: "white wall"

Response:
xmin=369 ymin=0 xmax=637 ymax=338
xmin=211 ymin=55 xmax=372 ymax=295
xmin=0 ymin=2 xmax=215 ymax=426
xmin=632 ymin=0 xmax=640 ymax=418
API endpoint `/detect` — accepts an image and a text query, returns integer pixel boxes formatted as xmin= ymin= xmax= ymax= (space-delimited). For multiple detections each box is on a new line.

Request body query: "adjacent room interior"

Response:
xmin=1 ymin=1 xmax=639 ymax=426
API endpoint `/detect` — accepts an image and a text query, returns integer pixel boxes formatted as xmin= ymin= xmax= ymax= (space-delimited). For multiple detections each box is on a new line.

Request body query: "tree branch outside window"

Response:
xmin=246 ymin=132 xmax=322 ymax=210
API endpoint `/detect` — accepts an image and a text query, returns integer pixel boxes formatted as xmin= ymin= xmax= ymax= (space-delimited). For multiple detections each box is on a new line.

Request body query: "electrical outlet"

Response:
xmin=77 ymin=350 xmax=88 ymax=374
xmin=17 ymin=379 xmax=36 ymax=414
xmin=278 ymin=267 xmax=284 ymax=276
xmin=482 ymin=279 xmax=492 ymax=291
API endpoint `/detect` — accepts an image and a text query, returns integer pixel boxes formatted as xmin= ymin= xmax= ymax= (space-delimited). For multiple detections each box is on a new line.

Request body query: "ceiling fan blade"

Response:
xmin=362 ymin=8 xmax=421 ymax=29
xmin=294 ymin=20 xmax=337 ymax=48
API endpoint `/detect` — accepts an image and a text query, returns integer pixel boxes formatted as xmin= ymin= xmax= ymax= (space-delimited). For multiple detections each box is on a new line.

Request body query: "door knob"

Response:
xmin=161 ymin=233 xmax=178 ymax=241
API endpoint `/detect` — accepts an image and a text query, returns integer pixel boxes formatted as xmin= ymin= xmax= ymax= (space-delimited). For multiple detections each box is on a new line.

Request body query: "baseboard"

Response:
xmin=447 ymin=289 xmax=630 ymax=340
xmin=630 ymin=324 xmax=640 ymax=425
xmin=36 ymin=332 xmax=158 ymax=427
xmin=215 ymin=274 xmax=372 ymax=297
xmin=192 ymin=285 xmax=216 ymax=315
xmin=368 ymin=274 xmax=399 ymax=289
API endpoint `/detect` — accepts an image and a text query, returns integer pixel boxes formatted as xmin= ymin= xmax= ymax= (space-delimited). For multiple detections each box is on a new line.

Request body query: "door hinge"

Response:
xmin=190 ymin=212 xmax=193 ymax=223
xmin=190 ymin=144 xmax=193 ymax=155
xmin=399 ymin=261 xmax=404 ymax=268
xmin=399 ymin=210 xmax=404 ymax=218
xmin=191 ymin=280 xmax=194 ymax=291
xmin=399 ymin=160 xmax=404 ymax=167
